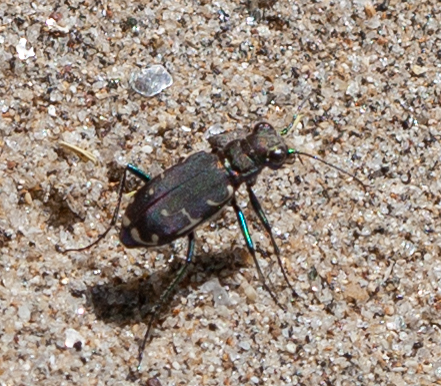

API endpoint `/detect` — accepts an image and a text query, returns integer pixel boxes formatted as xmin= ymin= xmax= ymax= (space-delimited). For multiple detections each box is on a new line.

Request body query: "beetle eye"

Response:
xmin=266 ymin=148 xmax=286 ymax=166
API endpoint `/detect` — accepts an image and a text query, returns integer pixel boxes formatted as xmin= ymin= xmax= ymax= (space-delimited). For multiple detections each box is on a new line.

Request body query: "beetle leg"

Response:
xmin=231 ymin=198 xmax=285 ymax=311
xmin=60 ymin=164 xmax=135 ymax=252
xmin=137 ymin=232 xmax=195 ymax=370
xmin=127 ymin=163 xmax=151 ymax=183
xmin=61 ymin=164 xmax=151 ymax=253
xmin=247 ymin=185 xmax=296 ymax=297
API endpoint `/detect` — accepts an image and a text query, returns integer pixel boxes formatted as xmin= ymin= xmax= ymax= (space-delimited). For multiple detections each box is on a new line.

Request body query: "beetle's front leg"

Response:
xmin=231 ymin=198 xmax=285 ymax=311
xmin=246 ymin=185 xmax=296 ymax=296
xmin=137 ymin=232 xmax=195 ymax=369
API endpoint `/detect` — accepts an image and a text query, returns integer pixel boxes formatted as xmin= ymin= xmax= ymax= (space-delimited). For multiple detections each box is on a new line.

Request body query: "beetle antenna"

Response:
xmin=280 ymin=93 xmax=312 ymax=136
xmin=288 ymin=149 xmax=366 ymax=191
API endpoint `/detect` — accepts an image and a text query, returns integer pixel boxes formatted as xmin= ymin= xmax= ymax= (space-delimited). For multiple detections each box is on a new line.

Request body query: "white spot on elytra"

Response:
xmin=206 ymin=185 xmax=234 ymax=206
xmin=176 ymin=208 xmax=202 ymax=235
xmin=130 ymin=228 xmax=143 ymax=244
xmin=122 ymin=215 xmax=131 ymax=227
xmin=130 ymin=228 xmax=159 ymax=246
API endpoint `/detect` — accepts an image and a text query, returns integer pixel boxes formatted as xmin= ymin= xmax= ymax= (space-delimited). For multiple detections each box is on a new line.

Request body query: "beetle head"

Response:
xmin=248 ymin=122 xmax=288 ymax=169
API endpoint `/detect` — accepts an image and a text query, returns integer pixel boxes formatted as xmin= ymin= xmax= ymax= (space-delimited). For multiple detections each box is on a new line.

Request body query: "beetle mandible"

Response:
xmin=61 ymin=112 xmax=364 ymax=368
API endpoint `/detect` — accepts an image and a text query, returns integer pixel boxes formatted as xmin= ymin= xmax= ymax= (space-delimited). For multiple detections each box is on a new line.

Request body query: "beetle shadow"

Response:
xmin=81 ymin=249 xmax=248 ymax=326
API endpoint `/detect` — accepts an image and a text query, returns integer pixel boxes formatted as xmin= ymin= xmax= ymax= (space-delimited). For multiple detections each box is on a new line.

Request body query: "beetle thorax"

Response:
xmin=220 ymin=122 xmax=288 ymax=185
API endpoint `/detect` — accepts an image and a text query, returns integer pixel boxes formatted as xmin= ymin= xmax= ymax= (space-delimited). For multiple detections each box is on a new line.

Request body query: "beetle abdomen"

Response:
xmin=120 ymin=152 xmax=234 ymax=248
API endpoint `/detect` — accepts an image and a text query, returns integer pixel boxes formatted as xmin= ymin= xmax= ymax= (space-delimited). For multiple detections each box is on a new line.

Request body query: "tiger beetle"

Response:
xmin=60 ymin=111 xmax=365 ymax=369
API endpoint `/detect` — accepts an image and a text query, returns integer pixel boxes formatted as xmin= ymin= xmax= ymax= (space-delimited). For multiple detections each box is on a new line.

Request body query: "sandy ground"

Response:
xmin=1 ymin=0 xmax=441 ymax=385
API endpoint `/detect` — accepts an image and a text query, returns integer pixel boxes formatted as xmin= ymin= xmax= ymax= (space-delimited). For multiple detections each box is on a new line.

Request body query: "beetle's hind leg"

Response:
xmin=137 ymin=232 xmax=195 ymax=370
xmin=247 ymin=185 xmax=296 ymax=297
xmin=59 ymin=164 xmax=151 ymax=253
xmin=231 ymin=198 xmax=285 ymax=311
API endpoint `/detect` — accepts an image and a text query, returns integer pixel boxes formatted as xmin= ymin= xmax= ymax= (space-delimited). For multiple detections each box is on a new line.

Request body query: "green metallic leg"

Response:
xmin=231 ymin=198 xmax=285 ymax=311
xmin=137 ymin=232 xmax=195 ymax=370
xmin=247 ymin=185 xmax=296 ymax=296
xmin=127 ymin=163 xmax=151 ymax=183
